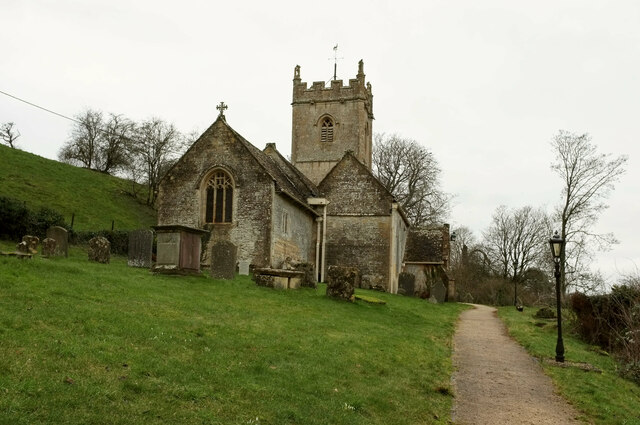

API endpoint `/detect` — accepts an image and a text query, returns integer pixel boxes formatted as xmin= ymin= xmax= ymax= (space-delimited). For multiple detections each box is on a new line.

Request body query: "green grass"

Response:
xmin=0 ymin=243 xmax=467 ymax=425
xmin=0 ymin=144 xmax=156 ymax=231
xmin=498 ymin=307 xmax=640 ymax=425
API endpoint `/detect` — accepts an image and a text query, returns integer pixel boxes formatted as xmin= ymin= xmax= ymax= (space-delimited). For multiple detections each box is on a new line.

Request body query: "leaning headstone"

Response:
xmin=22 ymin=235 xmax=39 ymax=254
xmin=326 ymin=265 xmax=359 ymax=301
xmin=46 ymin=226 xmax=68 ymax=257
xmin=238 ymin=260 xmax=250 ymax=276
xmin=16 ymin=241 xmax=30 ymax=254
xmin=432 ymin=280 xmax=447 ymax=303
xmin=398 ymin=272 xmax=416 ymax=296
xmin=42 ymin=238 xmax=57 ymax=257
xmin=127 ymin=229 xmax=153 ymax=268
xmin=210 ymin=240 xmax=237 ymax=279
xmin=296 ymin=262 xmax=317 ymax=289
xmin=88 ymin=236 xmax=111 ymax=264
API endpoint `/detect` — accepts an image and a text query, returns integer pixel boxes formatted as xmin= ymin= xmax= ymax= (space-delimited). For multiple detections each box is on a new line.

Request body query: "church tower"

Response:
xmin=290 ymin=60 xmax=374 ymax=185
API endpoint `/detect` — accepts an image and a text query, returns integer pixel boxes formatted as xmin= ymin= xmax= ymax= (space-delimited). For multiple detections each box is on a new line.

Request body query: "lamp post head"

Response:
xmin=450 ymin=231 xmax=457 ymax=242
xmin=549 ymin=231 xmax=564 ymax=261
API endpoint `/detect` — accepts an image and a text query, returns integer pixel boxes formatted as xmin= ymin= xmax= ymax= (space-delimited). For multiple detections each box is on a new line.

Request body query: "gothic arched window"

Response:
xmin=204 ymin=170 xmax=233 ymax=223
xmin=320 ymin=117 xmax=334 ymax=143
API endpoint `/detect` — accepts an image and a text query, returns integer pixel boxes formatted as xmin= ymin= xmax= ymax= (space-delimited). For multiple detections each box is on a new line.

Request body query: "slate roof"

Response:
xmin=222 ymin=118 xmax=320 ymax=211
xmin=403 ymin=227 xmax=445 ymax=263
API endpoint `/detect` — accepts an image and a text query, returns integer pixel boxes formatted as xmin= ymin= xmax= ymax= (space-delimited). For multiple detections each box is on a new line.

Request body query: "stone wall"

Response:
xmin=319 ymin=153 xmax=392 ymax=216
xmin=389 ymin=205 xmax=409 ymax=294
xmin=271 ymin=193 xmax=315 ymax=267
xmin=319 ymin=151 xmax=398 ymax=291
xmin=324 ymin=215 xmax=390 ymax=291
xmin=404 ymin=225 xmax=450 ymax=265
xmin=157 ymin=119 xmax=274 ymax=268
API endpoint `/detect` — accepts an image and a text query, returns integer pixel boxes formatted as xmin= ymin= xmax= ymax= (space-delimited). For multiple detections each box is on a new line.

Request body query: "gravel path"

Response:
xmin=451 ymin=304 xmax=583 ymax=425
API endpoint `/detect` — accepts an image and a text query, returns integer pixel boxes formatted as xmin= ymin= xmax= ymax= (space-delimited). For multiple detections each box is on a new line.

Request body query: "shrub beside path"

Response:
xmin=452 ymin=304 xmax=583 ymax=425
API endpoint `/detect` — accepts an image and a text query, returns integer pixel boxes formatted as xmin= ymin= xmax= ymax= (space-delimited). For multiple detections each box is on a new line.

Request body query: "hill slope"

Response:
xmin=0 ymin=145 xmax=156 ymax=231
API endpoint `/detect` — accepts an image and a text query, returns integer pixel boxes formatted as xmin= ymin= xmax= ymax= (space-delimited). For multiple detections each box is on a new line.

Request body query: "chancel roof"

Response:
xmin=222 ymin=119 xmax=320 ymax=211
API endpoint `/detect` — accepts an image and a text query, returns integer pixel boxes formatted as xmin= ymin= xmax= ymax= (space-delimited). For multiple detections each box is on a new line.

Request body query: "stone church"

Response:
xmin=156 ymin=60 xmax=450 ymax=295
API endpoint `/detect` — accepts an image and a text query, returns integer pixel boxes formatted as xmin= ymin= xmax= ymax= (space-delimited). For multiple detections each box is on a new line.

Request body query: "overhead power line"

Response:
xmin=0 ymin=89 xmax=137 ymax=142
xmin=0 ymin=89 xmax=82 ymax=124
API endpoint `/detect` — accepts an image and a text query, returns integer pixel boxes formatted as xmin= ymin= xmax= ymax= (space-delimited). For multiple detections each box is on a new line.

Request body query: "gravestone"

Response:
xmin=88 ymin=236 xmax=111 ymax=264
xmin=432 ymin=280 xmax=447 ymax=303
xmin=210 ymin=240 xmax=237 ymax=279
xmin=296 ymin=262 xmax=317 ymax=289
xmin=46 ymin=226 xmax=68 ymax=257
xmin=128 ymin=229 xmax=153 ymax=268
xmin=238 ymin=260 xmax=250 ymax=276
xmin=22 ymin=235 xmax=39 ymax=254
xmin=42 ymin=238 xmax=57 ymax=257
xmin=398 ymin=272 xmax=415 ymax=296
xmin=16 ymin=241 xmax=29 ymax=254
xmin=326 ymin=265 xmax=359 ymax=301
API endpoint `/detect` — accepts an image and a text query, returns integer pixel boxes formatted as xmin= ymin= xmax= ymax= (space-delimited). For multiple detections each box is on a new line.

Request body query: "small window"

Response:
xmin=204 ymin=170 xmax=233 ymax=223
xmin=282 ymin=211 xmax=289 ymax=235
xmin=320 ymin=117 xmax=334 ymax=143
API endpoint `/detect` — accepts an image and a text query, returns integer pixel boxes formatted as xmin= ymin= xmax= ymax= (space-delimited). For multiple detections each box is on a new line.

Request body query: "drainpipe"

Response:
xmin=389 ymin=204 xmax=397 ymax=294
xmin=315 ymin=217 xmax=321 ymax=281
xmin=321 ymin=204 xmax=327 ymax=283
xmin=307 ymin=197 xmax=329 ymax=283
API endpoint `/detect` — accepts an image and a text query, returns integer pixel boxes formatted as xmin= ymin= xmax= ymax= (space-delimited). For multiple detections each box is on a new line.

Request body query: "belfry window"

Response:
xmin=320 ymin=117 xmax=334 ymax=143
xmin=205 ymin=170 xmax=233 ymax=223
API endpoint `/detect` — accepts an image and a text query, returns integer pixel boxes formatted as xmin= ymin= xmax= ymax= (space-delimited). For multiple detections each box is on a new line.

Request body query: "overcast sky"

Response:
xmin=2 ymin=0 xmax=639 ymax=282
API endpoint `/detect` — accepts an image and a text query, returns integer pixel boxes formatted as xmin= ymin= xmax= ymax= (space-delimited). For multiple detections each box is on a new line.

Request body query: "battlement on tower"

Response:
xmin=292 ymin=61 xmax=373 ymax=117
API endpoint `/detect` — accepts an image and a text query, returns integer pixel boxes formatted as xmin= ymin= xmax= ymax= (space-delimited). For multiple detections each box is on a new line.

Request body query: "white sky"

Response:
xmin=2 ymin=0 xmax=639 ymax=283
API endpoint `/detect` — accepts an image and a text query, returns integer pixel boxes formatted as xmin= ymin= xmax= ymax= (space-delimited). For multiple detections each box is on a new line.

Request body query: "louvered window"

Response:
xmin=320 ymin=117 xmax=334 ymax=143
xmin=205 ymin=170 xmax=233 ymax=223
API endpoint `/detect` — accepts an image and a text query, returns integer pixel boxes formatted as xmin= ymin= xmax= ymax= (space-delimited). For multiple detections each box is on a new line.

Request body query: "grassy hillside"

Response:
xmin=0 ymin=245 xmax=467 ymax=425
xmin=0 ymin=145 xmax=156 ymax=231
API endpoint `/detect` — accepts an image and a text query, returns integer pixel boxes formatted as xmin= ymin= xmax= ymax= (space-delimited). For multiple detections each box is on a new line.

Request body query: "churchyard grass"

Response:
xmin=0 ymin=144 xmax=156 ymax=231
xmin=0 ymin=244 xmax=467 ymax=425
xmin=498 ymin=307 xmax=640 ymax=424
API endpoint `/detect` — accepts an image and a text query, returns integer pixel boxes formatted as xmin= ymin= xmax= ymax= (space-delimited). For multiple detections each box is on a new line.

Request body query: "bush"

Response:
xmin=0 ymin=196 xmax=67 ymax=240
xmin=0 ymin=196 xmax=29 ymax=240
xmin=619 ymin=360 xmax=640 ymax=385
xmin=570 ymin=285 xmax=640 ymax=384
xmin=534 ymin=307 xmax=556 ymax=319
xmin=29 ymin=207 xmax=66 ymax=239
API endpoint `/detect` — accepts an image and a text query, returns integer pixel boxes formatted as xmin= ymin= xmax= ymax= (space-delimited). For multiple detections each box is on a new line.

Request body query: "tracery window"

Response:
xmin=205 ymin=170 xmax=233 ymax=223
xmin=320 ymin=117 xmax=334 ymax=143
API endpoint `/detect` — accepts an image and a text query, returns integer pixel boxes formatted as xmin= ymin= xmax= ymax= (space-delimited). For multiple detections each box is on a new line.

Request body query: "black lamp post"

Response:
xmin=549 ymin=231 xmax=565 ymax=363
xmin=513 ymin=260 xmax=518 ymax=307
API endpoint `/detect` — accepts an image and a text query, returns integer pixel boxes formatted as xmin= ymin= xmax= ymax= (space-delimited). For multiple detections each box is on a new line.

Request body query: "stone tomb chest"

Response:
xmin=153 ymin=225 xmax=208 ymax=274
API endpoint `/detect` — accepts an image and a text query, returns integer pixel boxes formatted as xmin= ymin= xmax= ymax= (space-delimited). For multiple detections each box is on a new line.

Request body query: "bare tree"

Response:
xmin=185 ymin=129 xmax=200 ymax=146
xmin=131 ymin=117 xmax=184 ymax=206
xmin=483 ymin=205 xmax=550 ymax=283
xmin=450 ymin=226 xmax=477 ymax=268
xmin=0 ymin=122 xmax=21 ymax=148
xmin=551 ymin=130 xmax=627 ymax=294
xmin=96 ymin=113 xmax=135 ymax=174
xmin=372 ymin=133 xmax=450 ymax=226
xmin=59 ymin=109 xmax=103 ymax=168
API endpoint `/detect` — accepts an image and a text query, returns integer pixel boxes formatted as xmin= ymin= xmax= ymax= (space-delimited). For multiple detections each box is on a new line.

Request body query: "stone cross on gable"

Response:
xmin=216 ymin=101 xmax=228 ymax=117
